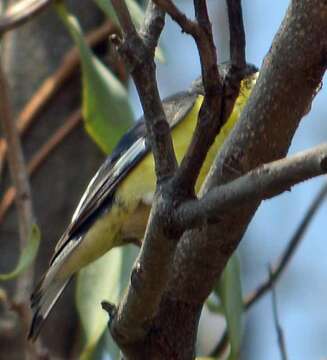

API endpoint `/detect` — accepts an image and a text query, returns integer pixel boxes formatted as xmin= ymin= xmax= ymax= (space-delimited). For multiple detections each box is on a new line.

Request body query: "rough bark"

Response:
xmin=138 ymin=1 xmax=327 ymax=358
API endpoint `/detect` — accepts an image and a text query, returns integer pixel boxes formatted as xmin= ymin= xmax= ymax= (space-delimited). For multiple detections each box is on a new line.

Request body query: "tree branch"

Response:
xmin=106 ymin=2 xmax=227 ymax=353
xmin=105 ymin=3 xmax=181 ymax=356
xmin=177 ymin=144 xmax=327 ymax=230
xmin=245 ymin=181 xmax=327 ymax=309
xmin=226 ymin=0 xmax=246 ymax=68
xmin=168 ymin=0 xmax=327 ymax=304
xmin=154 ymin=0 xmax=224 ymax=193
xmin=111 ymin=0 xmax=176 ymax=180
xmin=0 ymin=59 xmax=35 ymax=356
xmin=153 ymin=0 xmax=199 ymax=35
xmin=105 ymin=0 xmax=327 ymax=358
xmin=269 ymin=266 xmax=288 ymax=360
xmin=212 ymin=181 xmax=327 ymax=357
xmin=145 ymin=2 xmax=327 ymax=355
xmin=0 ymin=110 xmax=81 ymax=223
xmin=0 ymin=21 xmax=119 ymax=177
xmin=0 ymin=0 xmax=53 ymax=35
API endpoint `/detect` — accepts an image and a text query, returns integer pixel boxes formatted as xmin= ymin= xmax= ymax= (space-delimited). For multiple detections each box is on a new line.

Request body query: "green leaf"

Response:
xmin=56 ymin=3 xmax=134 ymax=154
xmin=0 ymin=224 xmax=41 ymax=281
xmin=76 ymin=244 xmax=138 ymax=360
xmin=215 ymin=254 xmax=243 ymax=360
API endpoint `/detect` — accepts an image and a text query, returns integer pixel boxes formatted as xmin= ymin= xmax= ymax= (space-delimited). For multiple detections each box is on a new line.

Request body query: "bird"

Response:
xmin=28 ymin=64 xmax=258 ymax=341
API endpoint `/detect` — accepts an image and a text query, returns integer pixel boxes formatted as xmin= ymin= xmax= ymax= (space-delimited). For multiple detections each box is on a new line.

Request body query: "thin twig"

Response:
xmin=210 ymin=181 xmax=327 ymax=357
xmin=222 ymin=0 xmax=246 ymax=130
xmin=111 ymin=0 xmax=137 ymax=37
xmin=0 ymin=110 xmax=82 ymax=223
xmin=226 ymin=0 xmax=246 ymax=68
xmin=0 ymin=21 xmax=119 ymax=176
xmin=174 ymin=0 xmax=222 ymax=192
xmin=245 ymin=181 xmax=327 ymax=309
xmin=154 ymin=0 xmax=224 ymax=193
xmin=0 ymin=287 xmax=49 ymax=358
xmin=154 ymin=0 xmax=199 ymax=36
xmin=0 ymin=58 xmax=35 ymax=356
xmin=269 ymin=266 xmax=288 ymax=360
xmin=0 ymin=0 xmax=53 ymax=35
xmin=112 ymin=0 xmax=176 ymax=180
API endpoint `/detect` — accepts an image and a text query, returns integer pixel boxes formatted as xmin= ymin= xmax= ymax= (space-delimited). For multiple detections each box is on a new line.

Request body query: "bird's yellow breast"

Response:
xmin=59 ymin=76 xmax=255 ymax=276
xmin=118 ymin=83 xmax=248 ymax=203
xmin=118 ymin=82 xmax=250 ymax=241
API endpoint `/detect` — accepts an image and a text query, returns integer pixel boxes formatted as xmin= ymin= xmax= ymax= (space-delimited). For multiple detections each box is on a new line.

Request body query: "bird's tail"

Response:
xmin=28 ymin=268 xmax=72 ymax=341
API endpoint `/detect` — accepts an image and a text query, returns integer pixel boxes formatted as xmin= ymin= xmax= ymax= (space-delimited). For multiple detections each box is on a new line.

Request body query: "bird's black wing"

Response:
xmin=51 ymin=89 xmax=199 ymax=264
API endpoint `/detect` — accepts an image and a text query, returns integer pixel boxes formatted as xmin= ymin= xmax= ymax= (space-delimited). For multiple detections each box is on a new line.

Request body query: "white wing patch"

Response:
xmin=51 ymin=236 xmax=82 ymax=267
xmin=72 ymin=137 xmax=147 ymax=223
xmin=72 ymin=171 xmax=102 ymax=223
xmin=111 ymin=137 xmax=147 ymax=178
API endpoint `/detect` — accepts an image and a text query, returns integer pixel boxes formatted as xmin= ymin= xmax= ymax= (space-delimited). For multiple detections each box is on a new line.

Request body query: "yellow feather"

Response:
xmin=58 ymin=74 xmax=257 ymax=277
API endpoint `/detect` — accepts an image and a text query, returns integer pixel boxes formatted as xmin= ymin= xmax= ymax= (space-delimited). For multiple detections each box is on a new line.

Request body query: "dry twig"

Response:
xmin=269 ymin=266 xmax=288 ymax=360
xmin=0 ymin=58 xmax=35 ymax=358
xmin=226 ymin=0 xmax=246 ymax=68
xmin=0 ymin=110 xmax=81 ymax=223
xmin=245 ymin=181 xmax=327 ymax=308
xmin=211 ymin=181 xmax=327 ymax=357
xmin=0 ymin=0 xmax=53 ymax=35
xmin=154 ymin=0 xmax=224 ymax=192
xmin=0 ymin=21 xmax=119 ymax=175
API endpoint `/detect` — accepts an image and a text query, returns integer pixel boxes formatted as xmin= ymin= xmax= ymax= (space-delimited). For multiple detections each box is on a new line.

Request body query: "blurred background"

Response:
xmin=1 ymin=0 xmax=326 ymax=359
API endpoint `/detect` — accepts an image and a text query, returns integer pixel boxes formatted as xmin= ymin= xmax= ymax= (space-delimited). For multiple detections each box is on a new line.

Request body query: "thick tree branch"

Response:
xmin=168 ymin=0 xmax=327 ymax=303
xmin=106 ymin=2 xmax=228 ymax=354
xmin=142 ymin=2 xmax=327 ymax=356
xmin=106 ymin=3 xmax=181 ymax=356
xmin=0 ymin=0 xmax=53 ymax=35
xmin=105 ymin=0 xmax=326 ymax=358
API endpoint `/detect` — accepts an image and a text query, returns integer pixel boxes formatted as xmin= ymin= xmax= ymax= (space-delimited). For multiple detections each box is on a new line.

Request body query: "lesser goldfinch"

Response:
xmin=28 ymin=65 xmax=258 ymax=340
